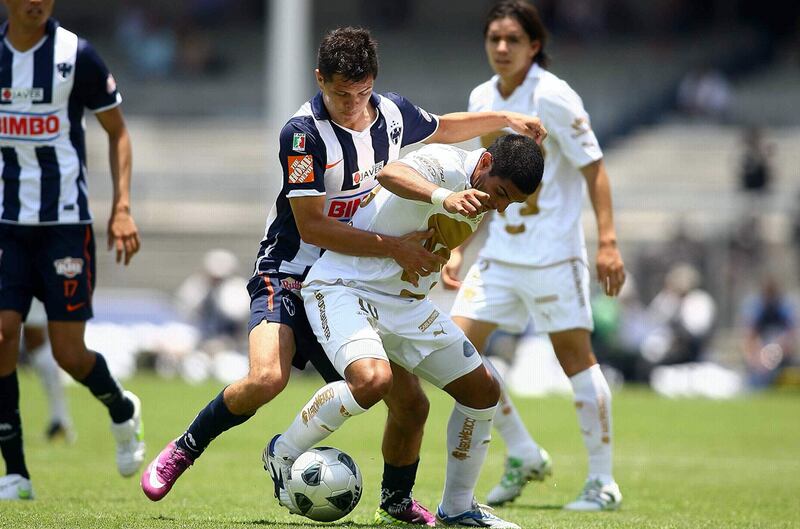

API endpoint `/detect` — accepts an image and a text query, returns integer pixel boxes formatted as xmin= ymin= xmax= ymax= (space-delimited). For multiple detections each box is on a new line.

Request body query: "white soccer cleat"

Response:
xmin=563 ymin=479 xmax=622 ymax=511
xmin=110 ymin=390 xmax=146 ymax=477
xmin=263 ymin=434 xmax=301 ymax=515
xmin=486 ymin=448 xmax=552 ymax=506
xmin=437 ymin=499 xmax=520 ymax=528
xmin=0 ymin=474 xmax=34 ymax=500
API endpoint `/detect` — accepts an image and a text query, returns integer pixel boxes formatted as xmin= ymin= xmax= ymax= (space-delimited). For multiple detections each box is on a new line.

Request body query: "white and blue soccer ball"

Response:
xmin=286 ymin=447 xmax=362 ymax=522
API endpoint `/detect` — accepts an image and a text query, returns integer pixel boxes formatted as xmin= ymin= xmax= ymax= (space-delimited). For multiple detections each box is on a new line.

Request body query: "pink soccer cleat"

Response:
xmin=141 ymin=440 xmax=194 ymax=501
xmin=375 ymin=498 xmax=437 ymax=526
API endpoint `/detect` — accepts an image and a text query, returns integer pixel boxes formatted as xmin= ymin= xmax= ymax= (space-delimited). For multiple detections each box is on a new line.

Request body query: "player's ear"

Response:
xmin=315 ymin=69 xmax=325 ymax=89
xmin=480 ymin=151 xmax=493 ymax=172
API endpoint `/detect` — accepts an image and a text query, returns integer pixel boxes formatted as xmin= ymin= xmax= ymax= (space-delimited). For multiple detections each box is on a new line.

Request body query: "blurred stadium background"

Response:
xmin=15 ymin=0 xmax=800 ymax=394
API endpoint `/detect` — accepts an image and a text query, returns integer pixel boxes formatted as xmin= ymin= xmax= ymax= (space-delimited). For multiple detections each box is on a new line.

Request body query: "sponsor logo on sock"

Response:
xmin=598 ymin=393 xmax=610 ymax=443
xmin=301 ymin=387 xmax=335 ymax=425
xmin=339 ymin=405 xmax=351 ymax=418
xmin=451 ymin=417 xmax=476 ymax=460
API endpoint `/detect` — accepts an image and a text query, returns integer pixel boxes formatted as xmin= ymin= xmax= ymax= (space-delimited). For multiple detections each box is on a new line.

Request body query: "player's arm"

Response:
xmin=290 ymin=197 xmax=444 ymax=284
xmin=96 ymin=106 xmax=140 ymax=266
xmin=428 ymin=111 xmax=546 ymax=146
xmin=377 ymin=159 xmax=489 ymax=218
xmin=581 ymin=158 xmax=624 ymax=297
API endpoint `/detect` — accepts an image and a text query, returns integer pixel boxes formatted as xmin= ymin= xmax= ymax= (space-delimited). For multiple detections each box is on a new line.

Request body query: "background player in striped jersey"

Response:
xmin=442 ymin=0 xmax=626 ymax=511
xmin=268 ymin=134 xmax=544 ymax=529
xmin=143 ymin=27 xmax=546 ymax=525
xmin=0 ymin=0 xmax=144 ymax=501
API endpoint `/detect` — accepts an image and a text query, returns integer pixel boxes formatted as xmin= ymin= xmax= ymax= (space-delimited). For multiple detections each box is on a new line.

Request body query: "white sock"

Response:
xmin=275 ymin=381 xmax=367 ymax=461
xmin=30 ymin=345 xmax=71 ymax=425
xmin=569 ymin=364 xmax=613 ymax=483
xmin=484 ymin=358 xmax=541 ymax=461
xmin=440 ymin=401 xmax=497 ymax=515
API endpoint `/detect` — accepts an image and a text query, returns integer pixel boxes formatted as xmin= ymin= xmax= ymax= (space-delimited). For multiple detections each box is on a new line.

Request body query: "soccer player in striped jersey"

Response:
xmin=0 ymin=0 xmax=144 ymax=501
xmin=142 ymin=27 xmax=545 ymax=525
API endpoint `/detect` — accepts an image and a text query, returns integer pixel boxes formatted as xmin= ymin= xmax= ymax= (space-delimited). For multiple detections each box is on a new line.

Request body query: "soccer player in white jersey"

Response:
xmin=0 ymin=0 xmax=144 ymax=501
xmin=142 ymin=27 xmax=546 ymax=525
xmin=441 ymin=0 xmax=626 ymax=512
xmin=267 ymin=134 xmax=544 ymax=529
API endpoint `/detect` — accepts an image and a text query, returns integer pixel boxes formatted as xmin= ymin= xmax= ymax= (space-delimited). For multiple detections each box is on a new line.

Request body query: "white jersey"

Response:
xmin=305 ymin=144 xmax=485 ymax=298
xmin=469 ymin=63 xmax=602 ymax=267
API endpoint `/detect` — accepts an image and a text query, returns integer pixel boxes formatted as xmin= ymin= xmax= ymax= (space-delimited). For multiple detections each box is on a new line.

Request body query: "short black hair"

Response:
xmin=486 ymin=134 xmax=544 ymax=195
xmin=484 ymin=0 xmax=550 ymax=68
xmin=317 ymin=27 xmax=379 ymax=83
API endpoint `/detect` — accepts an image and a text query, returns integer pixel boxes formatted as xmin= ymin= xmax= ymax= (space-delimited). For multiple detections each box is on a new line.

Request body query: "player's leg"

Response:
xmin=551 ymin=328 xmax=621 ymax=511
xmin=24 ymin=312 xmax=74 ymax=442
xmin=413 ymin=339 xmax=518 ymax=529
xmin=0 ymin=309 xmax=34 ymax=500
xmin=451 ymin=259 xmax=550 ymax=506
xmin=374 ymin=365 xmax=435 ymax=526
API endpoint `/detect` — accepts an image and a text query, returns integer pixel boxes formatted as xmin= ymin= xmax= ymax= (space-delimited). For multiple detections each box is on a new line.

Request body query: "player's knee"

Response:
xmin=51 ymin=347 xmax=91 ymax=378
xmin=247 ymin=369 xmax=290 ymax=404
xmin=346 ymin=361 xmax=393 ymax=409
xmin=389 ymin=387 xmax=430 ymax=426
xmin=470 ymin=367 xmax=501 ymax=409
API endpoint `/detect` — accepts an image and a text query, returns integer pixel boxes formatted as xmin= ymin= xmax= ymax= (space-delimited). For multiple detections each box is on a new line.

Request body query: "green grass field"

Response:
xmin=1 ymin=371 xmax=799 ymax=529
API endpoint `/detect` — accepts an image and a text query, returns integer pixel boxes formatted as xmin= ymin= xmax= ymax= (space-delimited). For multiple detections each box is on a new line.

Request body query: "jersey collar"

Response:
xmin=465 ymin=148 xmax=486 ymax=188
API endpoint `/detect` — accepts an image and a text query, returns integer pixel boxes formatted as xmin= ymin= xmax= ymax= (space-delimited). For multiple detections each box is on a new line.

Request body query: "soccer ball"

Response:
xmin=286 ymin=447 xmax=362 ymax=522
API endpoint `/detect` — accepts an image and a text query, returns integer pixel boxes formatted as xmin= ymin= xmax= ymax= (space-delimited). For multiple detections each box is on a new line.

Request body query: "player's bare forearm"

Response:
xmin=377 ymin=163 xmax=439 ymax=203
xmin=581 ymin=158 xmax=625 ymax=295
xmin=428 ymin=111 xmax=546 ymax=145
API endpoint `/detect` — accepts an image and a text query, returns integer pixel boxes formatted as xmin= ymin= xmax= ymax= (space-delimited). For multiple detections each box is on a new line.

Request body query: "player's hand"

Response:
xmin=390 ymin=229 xmax=447 ymax=287
xmin=443 ymin=189 xmax=491 ymax=218
xmin=504 ymin=112 xmax=547 ymax=145
xmin=441 ymin=248 xmax=464 ymax=290
xmin=107 ymin=207 xmax=141 ymax=266
xmin=596 ymin=241 xmax=625 ymax=296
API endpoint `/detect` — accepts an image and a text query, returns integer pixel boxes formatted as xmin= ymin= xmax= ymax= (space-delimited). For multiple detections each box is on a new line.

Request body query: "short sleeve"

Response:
xmin=395 ymin=145 xmax=465 ymax=191
xmin=279 ymin=118 xmax=327 ymax=198
xmin=538 ymin=85 xmax=603 ymax=169
xmin=74 ymin=39 xmax=121 ymax=112
xmin=384 ymin=92 xmax=439 ymax=147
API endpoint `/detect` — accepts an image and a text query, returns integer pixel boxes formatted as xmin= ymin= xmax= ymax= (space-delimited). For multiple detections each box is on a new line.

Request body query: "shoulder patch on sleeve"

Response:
xmin=287 ymin=155 xmax=315 ymax=183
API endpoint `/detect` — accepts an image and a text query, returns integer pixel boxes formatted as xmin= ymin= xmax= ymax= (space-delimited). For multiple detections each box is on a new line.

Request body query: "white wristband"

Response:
xmin=431 ymin=187 xmax=453 ymax=206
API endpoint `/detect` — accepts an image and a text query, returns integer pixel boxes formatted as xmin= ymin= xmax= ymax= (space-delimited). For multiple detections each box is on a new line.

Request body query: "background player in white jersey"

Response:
xmin=142 ymin=27 xmax=546 ymax=525
xmin=267 ymin=134 xmax=544 ymax=529
xmin=0 ymin=0 xmax=144 ymax=501
xmin=442 ymin=0 xmax=626 ymax=512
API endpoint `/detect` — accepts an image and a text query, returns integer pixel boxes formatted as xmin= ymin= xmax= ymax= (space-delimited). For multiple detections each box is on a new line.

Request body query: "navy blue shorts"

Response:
xmin=0 ymin=223 xmax=96 ymax=322
xmin=247 ymin=272 xmax=342 ymax=383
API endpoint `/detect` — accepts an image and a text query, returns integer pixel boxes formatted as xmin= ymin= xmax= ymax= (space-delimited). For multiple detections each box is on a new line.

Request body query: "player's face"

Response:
xmin=316 ymin=71 xmax=374 ymax=127
xmin=485 ymin=17 xmax=540 ymax=80
xmin=3 ymin=0 xmax=53 ymax=30
xmin=472 ymin=153 xmax=530 ymax=213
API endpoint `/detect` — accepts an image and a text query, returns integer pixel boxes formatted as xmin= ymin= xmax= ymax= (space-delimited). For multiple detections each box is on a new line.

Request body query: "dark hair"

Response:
xmin=317 ymin=27 xmax=379 ymax=83
xmin=484 ymin=0 xmax=549 ymax=68
xmin=487 ymin=134 xmax=544 ymax=195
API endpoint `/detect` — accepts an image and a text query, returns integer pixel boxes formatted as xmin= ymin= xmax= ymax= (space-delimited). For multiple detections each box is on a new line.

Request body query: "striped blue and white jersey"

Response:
xmin=254 ymin=91 xmax=439 ymax=277
xmin=0 ymin=19 xmax=121 ymax=225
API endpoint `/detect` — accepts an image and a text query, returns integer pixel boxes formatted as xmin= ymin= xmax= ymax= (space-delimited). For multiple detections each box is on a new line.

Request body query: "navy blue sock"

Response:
xmin=77 ymin=352 xmax=133 ymax=423
xmin=176 ymin=390 xmax=252 ymax=459
xmin=0 ymin=372 xmax=29 ymax=479
xmin=380 ymin=459 xmax=420 ymax=511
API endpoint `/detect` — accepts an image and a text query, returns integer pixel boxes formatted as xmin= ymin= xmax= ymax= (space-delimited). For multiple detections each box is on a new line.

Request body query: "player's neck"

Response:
xmin=497 ymin=71 xmax=527 ymax=99
xmin=5 ymin=22 xmax=47 ymax=52
xmin=331 ymin=104 xmax=376 ymax=132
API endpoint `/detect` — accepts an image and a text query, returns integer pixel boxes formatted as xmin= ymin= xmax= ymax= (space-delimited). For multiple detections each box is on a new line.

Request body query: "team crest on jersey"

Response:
xmin=56 ymin=62 xmax=73 ymax=79
xmin=389 ymin=121 xmax=401 ymax=145
xmin=1 ymin=87 xmax=44 ymax=102
xmin=53 ymin=257 xmax=84 ymax=278
xmin=352 ymin=161 xmax=384 ymax=185
xmin=292 ymin=133 xmax=306 ymax=152
xmin=287 ymin=155 xmax=315 ymax=183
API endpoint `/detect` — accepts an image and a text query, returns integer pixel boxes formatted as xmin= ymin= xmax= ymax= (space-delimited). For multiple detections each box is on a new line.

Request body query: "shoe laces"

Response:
xmin=160 ymin=447 xmax=193 ymax=481
xmin=579 ymin=479 xmax=606 ymax=502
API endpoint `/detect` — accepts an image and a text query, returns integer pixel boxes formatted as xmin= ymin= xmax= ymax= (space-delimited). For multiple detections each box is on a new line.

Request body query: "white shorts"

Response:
xmin=450 ymin=258 xmax=593 ymax=334
xmin=302 ymin=282 xmax=483 ymax=388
